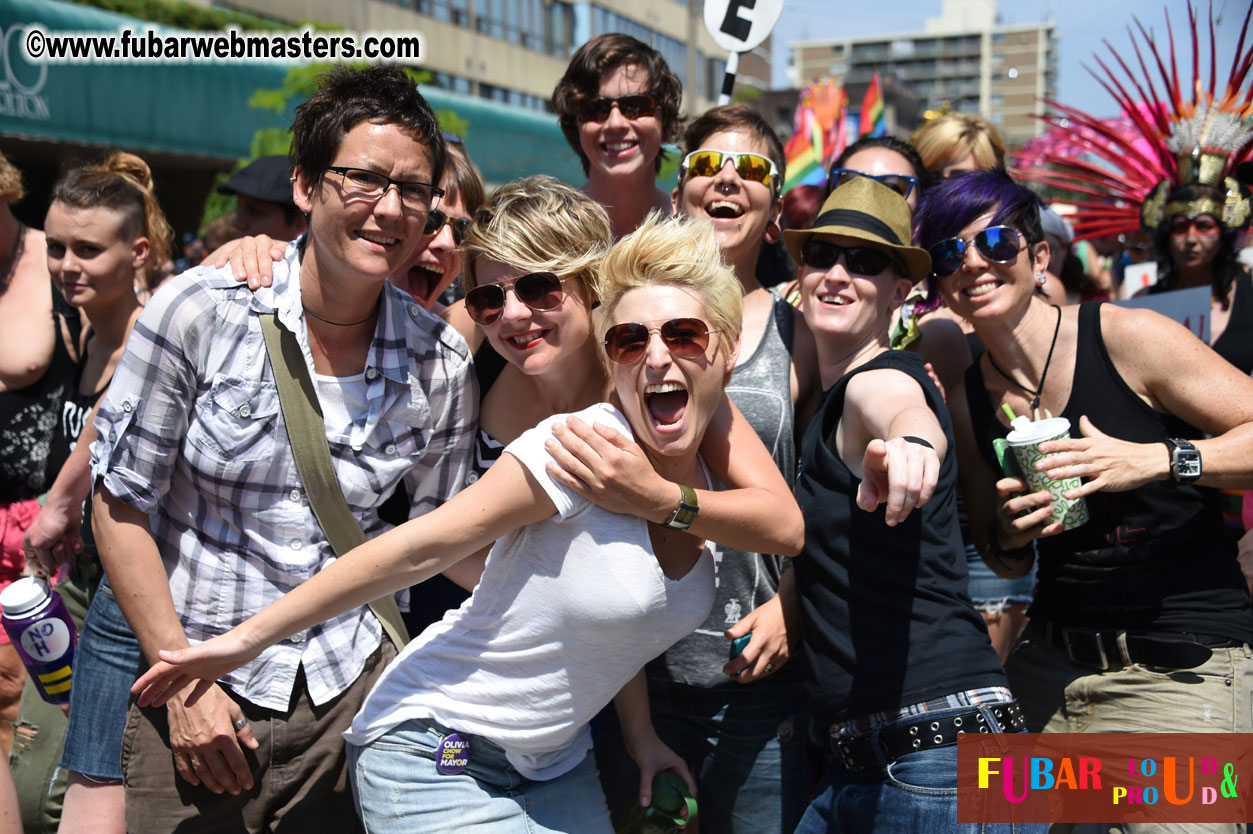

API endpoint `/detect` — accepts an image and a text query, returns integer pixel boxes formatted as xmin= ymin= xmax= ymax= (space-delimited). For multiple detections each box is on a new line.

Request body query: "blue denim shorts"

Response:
xmin=966 ymin=548 xmax=1036 ymax=613
xmin=349 ymin=718 xmax=613 ymax=834
xmin=59 ymin=579 xmax=143 ymax=780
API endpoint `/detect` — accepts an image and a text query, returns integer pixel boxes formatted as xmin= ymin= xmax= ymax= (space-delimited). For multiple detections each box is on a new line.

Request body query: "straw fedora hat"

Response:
xmin=783 ymin=177 xmax=931 ymax=282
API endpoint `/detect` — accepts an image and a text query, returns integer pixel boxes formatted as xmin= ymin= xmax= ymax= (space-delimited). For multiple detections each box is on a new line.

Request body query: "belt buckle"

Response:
xmin=834 ymin=732 xmax=889 ymax=772
xmin=1062 ymin=628 xmax=1111 ymax=671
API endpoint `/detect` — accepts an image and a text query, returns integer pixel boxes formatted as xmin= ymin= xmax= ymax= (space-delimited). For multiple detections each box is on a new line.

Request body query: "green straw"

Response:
xmin=1001 ymin=403 xmax=1018 ymax=423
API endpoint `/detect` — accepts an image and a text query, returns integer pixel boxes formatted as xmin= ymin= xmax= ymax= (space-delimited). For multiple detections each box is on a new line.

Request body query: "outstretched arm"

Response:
xmin=545 ymin=395 xmax=804 ymax=556
xmin=132 ymin=453 xmax=556 ymax=707
xmin=841 ymin=368 xmax=947 ymax=526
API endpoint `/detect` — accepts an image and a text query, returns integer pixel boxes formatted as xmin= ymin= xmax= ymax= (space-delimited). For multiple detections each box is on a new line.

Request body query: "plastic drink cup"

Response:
xmin=1004 ymin=416 xmax=1089 ymax=531
xmin=0 ymin=577 xmax=77 ymax=704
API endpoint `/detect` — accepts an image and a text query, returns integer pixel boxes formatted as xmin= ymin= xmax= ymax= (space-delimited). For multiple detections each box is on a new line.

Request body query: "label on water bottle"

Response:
xmin=20 ymin=619 xmax=72 ymax=663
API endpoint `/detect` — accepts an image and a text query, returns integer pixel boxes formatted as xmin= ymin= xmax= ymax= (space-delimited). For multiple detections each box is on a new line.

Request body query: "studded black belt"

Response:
xmin=832 ymin=701 xmax=1026 ymax=772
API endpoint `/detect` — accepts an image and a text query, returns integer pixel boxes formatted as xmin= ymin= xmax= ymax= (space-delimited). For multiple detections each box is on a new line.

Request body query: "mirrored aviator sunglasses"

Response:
xmin=602 ymin=318 xmax=717 ymax=365
xmin=579 ymin=94 xmax=658 ymax=122
xmin=464 ymin=272 xmax=566 ymax=325
xmin=681 ymin=149 xmax=777 ymax=188
xmin=928 ymin=226 xmax=1024 ymax=277
xmin=800 ymin=238 xmax=895 ymax=275
xmin=423 ymin=208 xmax=471 ymax=245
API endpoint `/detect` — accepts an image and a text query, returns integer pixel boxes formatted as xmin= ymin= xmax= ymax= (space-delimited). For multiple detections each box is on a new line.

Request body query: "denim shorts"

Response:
xmin=349 ymin=718 xmax=614 ymax=834
xmin=59 ymin=578 xmax=143 ymax=780
xmin=966 ymin=547 xmax=1036 ymax=613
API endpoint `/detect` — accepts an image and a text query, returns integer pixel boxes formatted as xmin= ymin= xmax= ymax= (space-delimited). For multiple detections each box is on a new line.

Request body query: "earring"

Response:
xmin=1034 ymin=270 xmax=1047 ymax=287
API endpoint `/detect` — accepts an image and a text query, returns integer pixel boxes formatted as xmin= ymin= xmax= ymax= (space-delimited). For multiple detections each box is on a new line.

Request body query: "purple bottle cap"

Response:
xmin=435 ymin=732 xmax=471 ymax=775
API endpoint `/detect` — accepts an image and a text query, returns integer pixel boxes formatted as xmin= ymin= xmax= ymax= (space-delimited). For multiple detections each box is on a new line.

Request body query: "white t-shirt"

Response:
xmin=344 ymin=403 xmax=716 ymax=780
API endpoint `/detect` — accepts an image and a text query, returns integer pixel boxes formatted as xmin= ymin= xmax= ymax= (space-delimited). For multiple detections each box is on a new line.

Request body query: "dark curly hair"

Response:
xmin=290 ymin=65 xmax=445 ymax=189
xmin=552 ymin=34 xmax=683 ymax=176
xmin=1150 ymin=184 xmax=1244 ymax=310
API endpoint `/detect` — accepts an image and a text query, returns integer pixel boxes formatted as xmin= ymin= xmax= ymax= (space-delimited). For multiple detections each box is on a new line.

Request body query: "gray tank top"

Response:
xmin=647 ymin=291 xmax=798 ymax=688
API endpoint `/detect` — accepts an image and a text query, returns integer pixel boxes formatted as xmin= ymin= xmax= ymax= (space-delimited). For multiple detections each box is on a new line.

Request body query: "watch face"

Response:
xmin=1176 ymin=451 xmax=1202 ymax=479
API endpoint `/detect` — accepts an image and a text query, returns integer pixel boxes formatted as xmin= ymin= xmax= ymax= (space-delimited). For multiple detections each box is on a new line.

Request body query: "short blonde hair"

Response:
xmin=461 ymin=176 xmax=611 ymax=295
xmin=594 ymin=212 xmax=743 ymax=355
xmin=911 ymin=113 xmax=1006 ymax=174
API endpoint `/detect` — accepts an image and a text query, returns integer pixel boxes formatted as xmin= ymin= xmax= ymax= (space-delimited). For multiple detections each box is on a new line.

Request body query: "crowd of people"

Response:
xmin=0 ymin=27 xmax=1250 ymax=834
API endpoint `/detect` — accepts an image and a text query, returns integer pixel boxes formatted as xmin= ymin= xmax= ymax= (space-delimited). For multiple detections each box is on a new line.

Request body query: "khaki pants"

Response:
xmin=1005 ymin=628 xmax=1253 ymax=834
xmin=121 ymin=639 xmax=395 ymax=834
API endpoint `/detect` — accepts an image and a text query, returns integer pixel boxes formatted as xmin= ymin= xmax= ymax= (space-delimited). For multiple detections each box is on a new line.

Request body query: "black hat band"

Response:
xmin=810 ymin=209 xmax=903 ymax=246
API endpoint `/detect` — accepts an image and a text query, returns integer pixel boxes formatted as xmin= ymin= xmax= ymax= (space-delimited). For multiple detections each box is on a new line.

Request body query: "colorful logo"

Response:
xmin=957 ymin=734 xmax=1251 ymax=823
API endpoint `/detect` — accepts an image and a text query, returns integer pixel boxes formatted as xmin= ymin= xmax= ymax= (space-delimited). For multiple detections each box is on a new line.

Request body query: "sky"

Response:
xmin=769 ymin=0 xmax=1249 ymax=119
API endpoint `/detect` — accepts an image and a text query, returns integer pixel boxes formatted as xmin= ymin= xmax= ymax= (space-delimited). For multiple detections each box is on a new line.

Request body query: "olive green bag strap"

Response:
xmin=259 ymin=313 xmax=410 ymax=648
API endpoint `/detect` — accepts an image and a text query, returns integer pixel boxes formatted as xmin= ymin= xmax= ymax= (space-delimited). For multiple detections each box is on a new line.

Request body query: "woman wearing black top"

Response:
xmin=915 ymin=170 xmax=1253 ymax=768
xmin=787 ymin=177 xmax=1029 ymax=834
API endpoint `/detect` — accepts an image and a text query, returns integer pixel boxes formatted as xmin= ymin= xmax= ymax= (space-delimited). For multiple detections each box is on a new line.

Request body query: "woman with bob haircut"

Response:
xmin=129 ymin=212 xmax=803 ymax=834
xmin=915 ymin=169 xmax=1253 ymax=753
xmin=552 ymin=33 xmax=682 ymax=238
xmin=910 ymin=112 xmax=1006 ymax=180
xmin=785 ymin=175 xmax=1031 ymax=834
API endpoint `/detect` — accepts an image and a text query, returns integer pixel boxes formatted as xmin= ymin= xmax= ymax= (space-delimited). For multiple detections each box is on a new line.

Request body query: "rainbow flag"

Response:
xmin=858 ymin=72 xmax=886 ymax=138
xmin=783 ymin=79 xmax=847 ymax=194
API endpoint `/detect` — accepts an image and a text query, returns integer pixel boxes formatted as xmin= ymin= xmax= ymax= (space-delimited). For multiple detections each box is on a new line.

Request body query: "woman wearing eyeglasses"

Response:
xmin=915 ymin=169 xmax=1253 ymax=749
xmin=786 ymin=176 xmax=1030 ymax=834
xmin=392 ymin=140 xmax=483 ymax=312
xmin=553 ymin=33 xmax=682 ymax=239
xmin=129 ymin=213 xmax=802 ymax=834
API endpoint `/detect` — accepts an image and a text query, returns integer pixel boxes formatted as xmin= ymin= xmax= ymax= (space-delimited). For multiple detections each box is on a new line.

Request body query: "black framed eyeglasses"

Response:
xmin=680 ymin=149 xmax=779 ymax=191
xmin=324 ymin=166 xmax=444 ymax=211
xmin=423 ymin=208 xmax=471 ymax=246
xmin=827 ymin=167 xmax=918 ymax=200
xmin=602 ymin=318 xmax=718 ymax=365
xmin=927 ymin=226 xmax=1024 ymax=277
xmin=800 ymin=239 xmax=896 ymax=276
xmin=464 ymin=271 xmax=567 ymax=325
xmin=578 ymin=94 xmax=658 ymax=122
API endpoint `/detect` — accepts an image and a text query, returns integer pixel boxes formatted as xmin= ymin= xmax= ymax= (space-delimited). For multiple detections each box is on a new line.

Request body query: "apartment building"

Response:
xmin=788 ymin=0 xmax=1057 ymax=146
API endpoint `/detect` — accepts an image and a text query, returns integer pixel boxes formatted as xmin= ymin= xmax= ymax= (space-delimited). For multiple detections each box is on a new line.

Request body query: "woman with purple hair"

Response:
xmin=916 ymin=169 xmax=1253 ymax=753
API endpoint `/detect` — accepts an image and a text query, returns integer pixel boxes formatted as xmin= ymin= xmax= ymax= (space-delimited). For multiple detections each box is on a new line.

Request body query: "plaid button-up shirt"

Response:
xmin=91 ymin=242 xmax=477 ymax=710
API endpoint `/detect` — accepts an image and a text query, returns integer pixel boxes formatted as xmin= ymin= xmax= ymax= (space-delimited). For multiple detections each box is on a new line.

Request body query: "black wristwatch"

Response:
xmin=1164 ymin=438 xmax=1202 ymax=485
xmin=665 ymin=483 xmax=699 ymax=530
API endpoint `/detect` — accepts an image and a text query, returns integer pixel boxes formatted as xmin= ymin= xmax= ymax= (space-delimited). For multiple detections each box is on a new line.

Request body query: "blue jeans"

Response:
xmin=60 ymin=578 xmax=142 ymax=780
xmin=795 ymin=705 xmax=1046 ymax=834
xmin=348 ymin=719 xmax=613 ymax=834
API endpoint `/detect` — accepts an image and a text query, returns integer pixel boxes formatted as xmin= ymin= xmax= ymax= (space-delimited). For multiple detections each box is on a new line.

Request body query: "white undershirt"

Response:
xmin=314 ymin=371 xmax=369 ymax=450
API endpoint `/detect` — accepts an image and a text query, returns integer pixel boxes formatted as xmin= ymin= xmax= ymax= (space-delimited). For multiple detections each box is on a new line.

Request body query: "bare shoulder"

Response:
xmin=845 ymin=365 xmax=928 ymax=406
xmin=1098 ymin=303 xmax=1210 ymax=369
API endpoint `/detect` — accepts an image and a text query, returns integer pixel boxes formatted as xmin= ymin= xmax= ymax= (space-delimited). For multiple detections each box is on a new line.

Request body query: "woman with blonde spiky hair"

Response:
xmin=129 ymin=208 xmax=801 ymax=834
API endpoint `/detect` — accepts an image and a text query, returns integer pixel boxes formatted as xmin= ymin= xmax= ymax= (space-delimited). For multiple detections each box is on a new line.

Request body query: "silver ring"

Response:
xmin=764 ymin=663 xmax=774 ymax=673
xmin=232 ymin=716 xmax=250 ymax=731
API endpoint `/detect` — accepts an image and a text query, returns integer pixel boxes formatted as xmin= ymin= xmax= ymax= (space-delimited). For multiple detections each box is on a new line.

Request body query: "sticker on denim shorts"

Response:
xmin=436 ymin=733 xmax=471 ymax=774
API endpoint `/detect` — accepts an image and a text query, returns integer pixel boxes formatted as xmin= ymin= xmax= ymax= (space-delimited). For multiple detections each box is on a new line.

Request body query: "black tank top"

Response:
xmin=796 ymin=350 xmax=1005 ymax=725
xmin=1212 ymin=272 xmax=1253 ymax=375
xmin=0 ymin=279 xmax=80 ymax=503
xmin=966 ymin=302 xmax=1253 ymax=639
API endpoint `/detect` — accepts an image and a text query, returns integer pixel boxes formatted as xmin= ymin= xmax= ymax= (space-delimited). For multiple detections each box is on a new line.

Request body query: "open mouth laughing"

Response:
xmin=645 ymin=381 xmax=689 ymax=430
